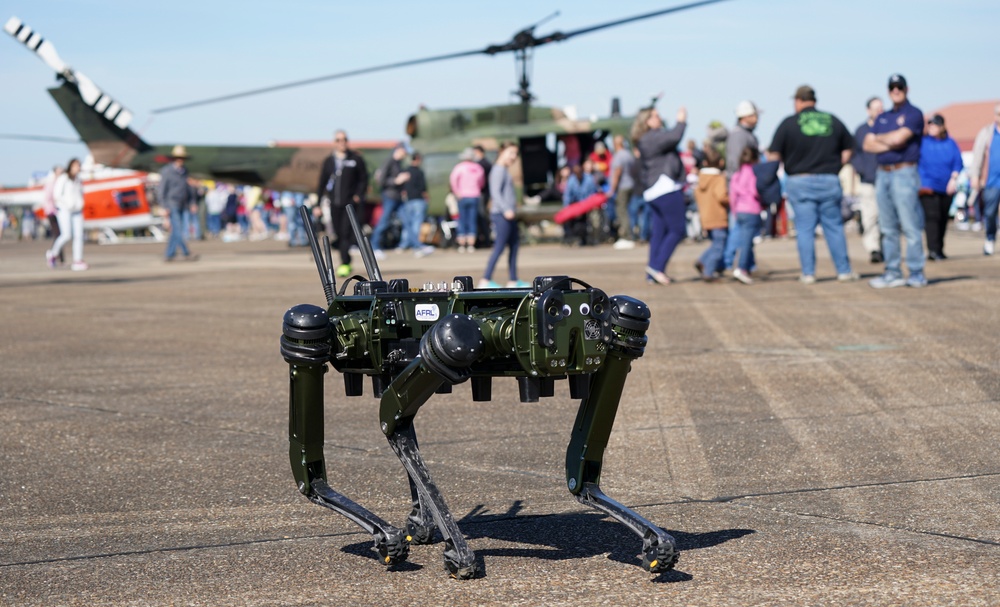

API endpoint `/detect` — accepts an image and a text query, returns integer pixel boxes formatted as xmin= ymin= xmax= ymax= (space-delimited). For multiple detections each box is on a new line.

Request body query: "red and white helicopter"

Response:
xmin=0 ymin=163 xmax=164 ymax=244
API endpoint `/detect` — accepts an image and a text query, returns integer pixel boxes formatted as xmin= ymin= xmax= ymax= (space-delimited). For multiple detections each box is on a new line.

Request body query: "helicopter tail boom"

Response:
xmin=5 ymin=16 xmax=151 ymax=166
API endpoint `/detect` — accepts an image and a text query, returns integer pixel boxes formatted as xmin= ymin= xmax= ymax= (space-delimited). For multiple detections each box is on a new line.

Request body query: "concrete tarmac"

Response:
xmin=1 ymin=227 xmax=998 ymax=606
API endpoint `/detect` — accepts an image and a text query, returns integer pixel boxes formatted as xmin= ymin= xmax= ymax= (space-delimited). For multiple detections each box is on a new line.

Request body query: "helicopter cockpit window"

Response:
xmin=406 ymin=115 xmax=417 ymax=138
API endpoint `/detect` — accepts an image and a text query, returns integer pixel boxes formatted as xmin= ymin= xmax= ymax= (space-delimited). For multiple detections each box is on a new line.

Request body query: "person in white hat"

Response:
xmin=721 ymin=100 xmax=761 ymax=273
xmin=727 ymin=101 xmax=760 ymax=181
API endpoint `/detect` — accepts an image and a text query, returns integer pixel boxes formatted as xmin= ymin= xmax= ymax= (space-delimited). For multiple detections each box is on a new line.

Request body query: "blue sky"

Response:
xmin=2 ymin=0 xmax=998 ymax=185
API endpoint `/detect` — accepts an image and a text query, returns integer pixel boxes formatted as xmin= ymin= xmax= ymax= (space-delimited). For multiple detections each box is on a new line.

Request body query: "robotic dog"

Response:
xmin=280 ymin=207 xmax=676 ymax=578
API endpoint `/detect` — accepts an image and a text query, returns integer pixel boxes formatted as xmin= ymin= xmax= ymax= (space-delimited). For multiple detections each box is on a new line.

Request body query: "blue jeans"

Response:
xmin=484 ymin=213 xmax=520 ymax=282
xmin=786 ymin=174 xmax=853 ymax=276
xmin=605 ymin=193 xmax=618 ymax=227
xmin=722 ymin=211 xmax=738 ymax=269
xmin=647 ymin=189 xmax=686 ymax=273
xmin=457 ymin=197 xmax=479 ymax=237
xmin=207 ymin=213 xmax=222 ymax=236
xmin=371 ymin=194 xmax=401 ymax=251
xmin=722 ymin=210 xmax=755 ymax=271
xmin=981 ymin=187 xmax=1000 ymax=242
xmin=184 ymin=205 xmax=201 ymax=240
xmin=285 ymin=205 xmax=307 ymax=246
xmin=875 ymin=165 xmax=924 ymax=277
xmin=400 ymin=198 xmax=427 ymax=250
xmin=627 ymin=194 xmax=648 ymax=240
xmin=734 ymin=213 xmax=763 ymax=272
xmin=699 ymin=228 xmax=728 ymax=276
xmin=165 ymin=207 xmax=190 ymax=259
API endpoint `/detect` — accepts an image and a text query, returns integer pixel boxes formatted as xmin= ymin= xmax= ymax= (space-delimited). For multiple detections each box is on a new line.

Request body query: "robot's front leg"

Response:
xmin=564 ymin=296 xmax=678 ymax=573
xmin=402 ymin=432 xmax=437 ymax=545
xmin=282 ymin=304 xmax=409 ymax=567
xmin=380 ymin=314 xmax=486 ymax=579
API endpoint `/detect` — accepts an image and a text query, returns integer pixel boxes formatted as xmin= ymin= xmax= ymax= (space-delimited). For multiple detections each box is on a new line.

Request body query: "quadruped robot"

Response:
xmin=280 ymin=206 xmax=677 ymax=578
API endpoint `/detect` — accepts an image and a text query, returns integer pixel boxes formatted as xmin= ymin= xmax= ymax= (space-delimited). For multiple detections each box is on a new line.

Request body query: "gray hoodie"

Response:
xmin=637 ymin=121 xmax=687 ymax=191
xmin=489 ymin=164 xmax=516 ymax=215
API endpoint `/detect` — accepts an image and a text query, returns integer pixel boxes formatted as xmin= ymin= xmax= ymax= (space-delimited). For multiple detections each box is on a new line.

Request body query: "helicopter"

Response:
xmin=4 ymin=1 xmax=728 ymax=222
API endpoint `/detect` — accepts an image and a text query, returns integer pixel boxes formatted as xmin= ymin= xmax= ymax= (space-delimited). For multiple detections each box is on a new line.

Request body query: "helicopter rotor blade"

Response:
xmin=152 ymin=48 xmax=486 ymax=114
xmin=0 ymin=133 xmax=82 ymax=144
xmin=153 ymin=0 xmax=732 ymax=114
xmin=537 ymin=0 xmax=731 ymax=45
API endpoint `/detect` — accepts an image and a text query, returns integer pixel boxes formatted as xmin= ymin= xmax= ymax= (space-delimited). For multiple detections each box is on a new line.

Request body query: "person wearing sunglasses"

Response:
xmin=317 ymin=130 xmax=369 ymax=277
xmin=863 ymin=74 xmax=926 ymax=288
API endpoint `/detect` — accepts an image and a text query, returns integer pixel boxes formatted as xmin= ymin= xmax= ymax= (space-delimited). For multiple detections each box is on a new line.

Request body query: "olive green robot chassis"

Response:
xmin=280 ymin=207 xmax=677 ymax=578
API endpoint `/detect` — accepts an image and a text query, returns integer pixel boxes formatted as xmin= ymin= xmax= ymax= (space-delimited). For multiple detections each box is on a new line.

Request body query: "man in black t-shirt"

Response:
xmin=769 ymin=85 xmax=857 ymax=284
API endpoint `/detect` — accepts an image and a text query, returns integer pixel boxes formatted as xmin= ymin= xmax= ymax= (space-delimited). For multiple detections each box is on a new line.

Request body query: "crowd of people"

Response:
xmin=26 ymin=74 xmax=1000 ymax=290
xmin=630 ymin=74 xmax=998 ymax=288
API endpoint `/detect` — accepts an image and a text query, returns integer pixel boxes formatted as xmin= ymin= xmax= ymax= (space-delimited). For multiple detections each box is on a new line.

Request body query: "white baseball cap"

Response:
xmin=735 ymin=100 xmax=761 ymax=118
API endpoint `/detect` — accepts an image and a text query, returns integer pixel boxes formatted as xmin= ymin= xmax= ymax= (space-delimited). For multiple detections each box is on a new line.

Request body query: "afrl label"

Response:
xmin=414 ymin=304 xmax=440 ymax=322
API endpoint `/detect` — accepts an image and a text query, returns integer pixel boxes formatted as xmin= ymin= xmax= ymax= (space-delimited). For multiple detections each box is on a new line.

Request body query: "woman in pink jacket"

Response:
xmin=449 ymin=149 xmax=485 ymax=253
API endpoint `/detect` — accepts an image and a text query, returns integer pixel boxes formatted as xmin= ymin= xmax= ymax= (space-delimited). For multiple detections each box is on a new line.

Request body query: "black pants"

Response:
xmin=330 ymin=202 xmax=359 ymax=266
xmin=919 ymin=191 xmax=952 ymax=256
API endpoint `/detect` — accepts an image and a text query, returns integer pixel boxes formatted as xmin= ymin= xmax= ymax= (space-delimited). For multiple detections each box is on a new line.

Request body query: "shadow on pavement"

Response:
xmin=338 ymin=500 xmax=754 ymax=580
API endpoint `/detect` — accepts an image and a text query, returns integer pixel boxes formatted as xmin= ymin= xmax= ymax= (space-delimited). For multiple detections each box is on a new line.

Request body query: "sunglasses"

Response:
xmin=889 ymin=85 xmax=906 ymax=92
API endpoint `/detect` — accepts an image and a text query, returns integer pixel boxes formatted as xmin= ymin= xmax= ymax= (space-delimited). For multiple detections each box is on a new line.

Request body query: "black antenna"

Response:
xmin=300 ymin=205 xmax=336 ymax=305
xmin=322 ymin=235 xmax=336 ymax=293
xmin=346 ymin=205 xmax=383 ymax=282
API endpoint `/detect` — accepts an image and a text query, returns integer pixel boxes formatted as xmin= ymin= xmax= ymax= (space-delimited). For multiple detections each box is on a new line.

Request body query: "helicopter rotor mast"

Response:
xmin=152 ymin=0 xmax=731 ymax=116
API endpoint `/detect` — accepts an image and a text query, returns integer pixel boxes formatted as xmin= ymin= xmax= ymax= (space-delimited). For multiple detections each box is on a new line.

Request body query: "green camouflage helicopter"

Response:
xmin=5 ymin=1 xmax=727 ymax=219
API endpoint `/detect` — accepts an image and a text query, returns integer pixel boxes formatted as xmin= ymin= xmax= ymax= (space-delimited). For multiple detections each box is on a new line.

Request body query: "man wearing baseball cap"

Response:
xmin=768 ymin=85 xmax=857 ymax=283
xmin=863 ymin=74 xmax=926 ymax=288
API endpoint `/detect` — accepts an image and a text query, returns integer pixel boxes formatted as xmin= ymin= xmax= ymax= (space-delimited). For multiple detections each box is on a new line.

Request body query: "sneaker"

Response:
xmin=906 ymin=272 xmax=928 ymax=288
xmin=869 ymin=273 xmax=906 ymax=289
xmin=70 ymin=261 xmax=89 ymax=271
xmin=506 ymin=280 xmax=530 ymax=288
xmin=612 ymin=238 xmax=635 ymax=250
xmin=956 ymin=221 xmax=970 ymax=232
xmin=645 ymin=267 xmax=671 ymax=285
xmin=478 ymin=279 xmax=502 ymax=289
xmin=336 ymin=264 xmax=352 ymax=278
xmin=985 ymin=240 xmax=995 ymax=256
xmin=732 ymin=268 xmax=754 ymax=285
xmin=372 ymin=249 xmax=387 ymax=261
xmin=799 ymin=274 xmax=816 ymax=285
xmin=972 ymin=222 xmax=983 ymax=232
xmin=414 ymin=245 xmax=435 ymax=258
xmin=836 ymin=272 xmax=859 ymax=282
xmin=46 ymin=251 xmax=56 ymax=269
